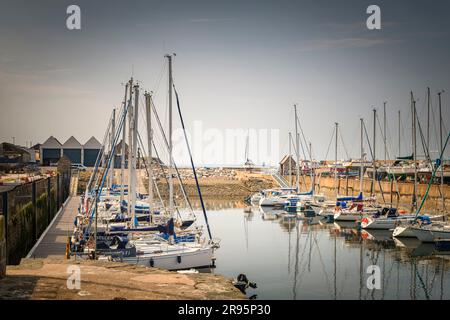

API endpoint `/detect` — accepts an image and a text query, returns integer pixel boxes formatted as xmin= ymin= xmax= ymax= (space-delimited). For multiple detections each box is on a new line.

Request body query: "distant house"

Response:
xmin=83 ymin=136 xmax=101 ymax=167
xmin=40 ymin=136 xmax=62 ymax=165
xmin=62 ymin=136 xmax=83 ymax=164
xmin=31 ymin=143 xmax=41 ymax=162
xmin=113 ymin=139 xmax=129 ymax=169
xmin=0 ymin=142 xmax=32 ymax=170
xmin=279 ymin=155 xmax=297 ymax=176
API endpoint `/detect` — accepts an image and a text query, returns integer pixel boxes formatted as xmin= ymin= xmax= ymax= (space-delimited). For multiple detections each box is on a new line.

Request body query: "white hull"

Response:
xmin=259 ymin=197 xmax=285 ymax=207
xmin=362 ymin=216 xmax=415 ymax=230
xmin=393 ymin=225 xmax=416 ymax=238
xmin=333 ymin=212 xmax=360 ymax=222
xmin=121 ymin=246 xmax=214 ymax=270
xmin=431 ymin=229 xmax=450 ymax=241
xmin=411 ymin=227 xmax=435 ymax=243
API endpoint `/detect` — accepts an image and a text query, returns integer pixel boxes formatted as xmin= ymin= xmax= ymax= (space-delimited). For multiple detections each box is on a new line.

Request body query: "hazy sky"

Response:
xmin=1 ymin=0 xmax=449 ymax=165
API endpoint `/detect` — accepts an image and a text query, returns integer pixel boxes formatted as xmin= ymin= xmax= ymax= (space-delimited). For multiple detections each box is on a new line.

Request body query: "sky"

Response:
xmin=0 ymin=0 xmax=449 ymax=165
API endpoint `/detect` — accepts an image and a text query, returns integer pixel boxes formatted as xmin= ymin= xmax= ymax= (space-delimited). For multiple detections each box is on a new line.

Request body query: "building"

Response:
xmin=30 ymin=144 xmax=41 ymax=162
xmin=0 ymin=142 xmax=32 ymax=170
xmin=40 ymin=136 xmax=62 ymax=166
xmin=83 ymin=136 xmax=101 ymax=167
xmin=279 ymin=155 xmax=297 ymax=176
xmin=40 ymin=136 xmax=101 ymax=167
xmin=62 ymin=136 xmax=83 ymax=164
xmin=113 ymin=139 xmax=129 ymax=169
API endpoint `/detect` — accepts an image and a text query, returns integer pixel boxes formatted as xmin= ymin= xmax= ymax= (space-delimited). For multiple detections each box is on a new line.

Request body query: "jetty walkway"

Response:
xmin=27 ymin=196 xmax=79 ymax=259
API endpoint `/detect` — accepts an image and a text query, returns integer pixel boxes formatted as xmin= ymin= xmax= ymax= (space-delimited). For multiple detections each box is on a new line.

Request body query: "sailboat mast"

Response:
xmin=372 ymin=108 xmax=376 ymax=195
xmin=309 ymin=141 xmax=314 ymax=193
xmin=245 ymin=130 xmax=249 ymax=163
xmin=145 ymin=92 xmax=153 ymax=208
xmin=294 ymin=105 xmax=300 ymax=192
xmin=130 ymin=84 xmax=139 ymax=227
xmin=411 ymin=92 xmax=417 ymax=210
xmin=360 ymin=118 xmax=364 ymax=195
xmin=427 ymin=87 xmax=430 ymax=150
xmin=120 ymin=82 xmax=129 ymax=203
xmin=166 ymin=54 xmax=174 ymax=215
xmin=334 ymin=122 xmax=338 ymax=197
xmin=109 ymin=108 xmax=116 ymax=189
xmin=438 ymin=91 xmax=444 ymax=211
xmin=398 ymin=110 xmax=401 ymax=158
xmin=127 ymin=79 xmax=134 ymax=214
xmin=289 ymin=132 xmax=292 ymax=188
xmin=383 ymin=102 xmax=387 ymax=163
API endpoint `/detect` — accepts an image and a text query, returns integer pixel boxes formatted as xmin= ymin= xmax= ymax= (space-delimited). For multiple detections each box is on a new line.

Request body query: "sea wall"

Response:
xmin=285 ymin=175 xmax=450 ymax=213
xmin=0 ymin=215 xmax=5 ymax=278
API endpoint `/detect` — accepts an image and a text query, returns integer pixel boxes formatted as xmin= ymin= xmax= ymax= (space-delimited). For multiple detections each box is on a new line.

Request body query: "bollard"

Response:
xmin=0 ymin=215 xmax=6 ymax=278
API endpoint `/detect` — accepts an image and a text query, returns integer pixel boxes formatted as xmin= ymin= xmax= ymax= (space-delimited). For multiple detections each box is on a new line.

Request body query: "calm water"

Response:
xmin=192 ymin=200 xmax=450 ymax=300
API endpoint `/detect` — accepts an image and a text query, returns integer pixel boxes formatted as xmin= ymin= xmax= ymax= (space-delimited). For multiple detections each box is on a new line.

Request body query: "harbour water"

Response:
xmin=193 ymin=200 xmax=450 ymax=300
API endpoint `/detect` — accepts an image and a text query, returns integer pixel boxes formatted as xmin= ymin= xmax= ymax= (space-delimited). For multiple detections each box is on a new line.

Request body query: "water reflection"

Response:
xmin=194 ymin=200 xmax=450 ymax=299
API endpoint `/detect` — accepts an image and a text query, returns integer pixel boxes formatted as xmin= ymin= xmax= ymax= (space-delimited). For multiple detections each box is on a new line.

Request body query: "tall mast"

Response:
xmin=145 ymin=92 xmax=154 ymax=208
xmin=130 ymin=84 xmax=139 ymax=227
xmin=372 ymin=108 xmax=376 ymax=194
xmin=411 ymin=92 xmax=417 ymax=210
xmin=383 ymin=101 xmax=387 ymax=163
xmin=309 ymin=141 xmax=314 ymax=193
xmin=294 ymin=104 xmax=300 ymax=192
xmin=427 ymin=87 xmax=430 ymax=150
xmin=438 ymin=91 xmax=444 ymax=211
xmin=166 ymin=54 xmax=174 ymax=215
xmin=398 ymin=110 xmax=401 ymax=158
xmin=145 ymin=93 xmax=153 ymax=208
xmin=294 ymin=105 xmax=300 ymax=192
xmin=289 ymin=132 xmax=292 ymax=188
xmin=334 ymin=122 xmax=338 ymax=197
xmin=360 ymin=118 xmax=364 ymax=195
xmin=127 ymin=78 xmax=134 ymax=215
xmin=109 ymin=108 xmax=116 ymax=189
xmin=120 ymin=82 xmax=128 ymax=203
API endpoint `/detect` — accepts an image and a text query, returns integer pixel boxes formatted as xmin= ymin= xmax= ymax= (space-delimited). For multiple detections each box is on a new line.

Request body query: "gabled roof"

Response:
xmin=83 ymin=136 xmax=101 ymax=149
xmin=279 ymin=154 xmax=297 ymax=165
xmin=62 ymin=136 xmax=82 ymax=149
xmin=31 ymin=143 xmax=41 ymax=150
xmin=114 ymin=139 xmax=129 ymax=154
xmin=41 ymin=136 xmax=62 ymax=149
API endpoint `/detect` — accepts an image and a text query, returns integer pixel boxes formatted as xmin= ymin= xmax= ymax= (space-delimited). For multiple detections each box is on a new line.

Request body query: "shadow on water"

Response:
xmin=194 ymin=201 xmax=450 ymax=300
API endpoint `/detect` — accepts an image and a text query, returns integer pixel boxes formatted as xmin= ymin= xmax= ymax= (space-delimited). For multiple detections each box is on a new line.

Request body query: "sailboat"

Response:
xmin=72 ymin=56 xmax=219 ymax=270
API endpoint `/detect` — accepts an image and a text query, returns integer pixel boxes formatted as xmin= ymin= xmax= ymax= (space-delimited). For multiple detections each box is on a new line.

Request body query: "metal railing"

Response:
xmin=0 ymin=172 xmax=71 ymax=265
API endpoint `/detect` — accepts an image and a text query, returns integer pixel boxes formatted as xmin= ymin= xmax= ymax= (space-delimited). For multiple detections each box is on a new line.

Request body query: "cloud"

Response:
xmin=295 ymin=37 xmax=402 ymax=52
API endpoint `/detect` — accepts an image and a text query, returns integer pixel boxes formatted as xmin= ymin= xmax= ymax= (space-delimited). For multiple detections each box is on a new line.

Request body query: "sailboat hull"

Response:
xmin=121 ymin=246 xmax=214 ymax=270
xmin=411 ymin=227 xmax=435 ymax=242
xmin=393 ymin=225 xmax=416 ymax=238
